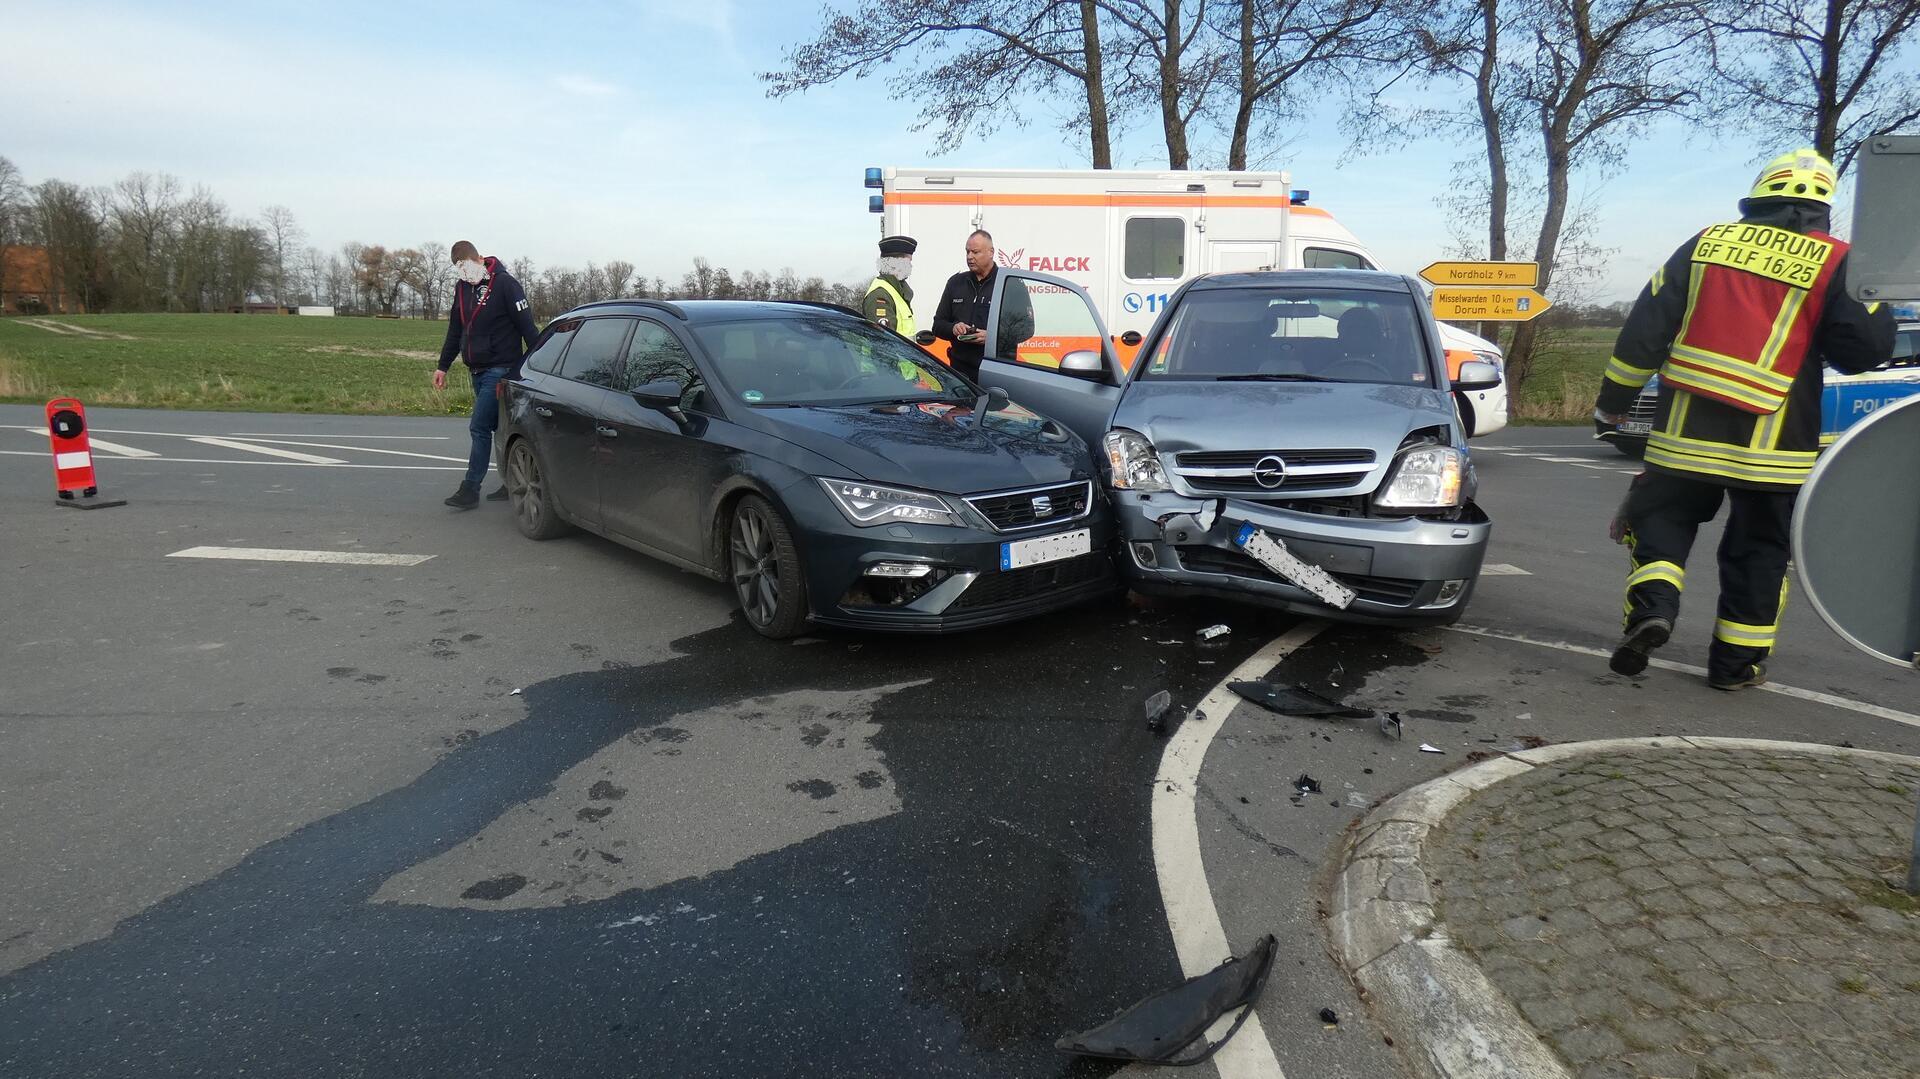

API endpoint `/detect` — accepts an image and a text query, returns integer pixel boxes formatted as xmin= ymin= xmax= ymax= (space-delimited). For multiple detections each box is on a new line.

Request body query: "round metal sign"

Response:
xmin=1793 ymin=393 xmax=1920 ymax=668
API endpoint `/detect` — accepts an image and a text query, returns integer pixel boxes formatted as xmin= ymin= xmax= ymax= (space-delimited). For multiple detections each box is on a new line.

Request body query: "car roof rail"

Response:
xmin=573 ymin=298 xmax=688 ymax=320
xmin=768 ymin=300 xmax=863 ymax=318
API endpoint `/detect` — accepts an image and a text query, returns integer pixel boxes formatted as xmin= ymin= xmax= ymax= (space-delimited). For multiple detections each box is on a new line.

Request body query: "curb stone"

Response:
xmin=1326 ymin=736 xmax=1920 ymax=1079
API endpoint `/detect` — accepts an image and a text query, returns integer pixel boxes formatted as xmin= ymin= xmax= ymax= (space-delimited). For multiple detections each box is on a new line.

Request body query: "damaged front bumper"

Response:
xmin=1112 ymin=491 xmax=1491 ymax=625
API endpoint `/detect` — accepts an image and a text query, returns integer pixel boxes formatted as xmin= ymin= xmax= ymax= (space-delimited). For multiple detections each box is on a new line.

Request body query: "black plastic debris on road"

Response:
xmin=1229 ymin=680 xmax=1373 ymax=719
xmin=1144 ymin=690 xmax=1173 ymax=735
xmin=1319 ymin=1007 xmax=1339 ymax=1026
xmin=1294 ymin=774 xmax=1322 ymax=794
xmin=1056 ymin=934 xmax=1277 ymax=1065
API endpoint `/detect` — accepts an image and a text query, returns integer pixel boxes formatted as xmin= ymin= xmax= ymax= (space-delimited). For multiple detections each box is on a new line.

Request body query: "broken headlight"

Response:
xmin=1103 ymin=428 xmax=1169 ymax=491
xmin=818 ymin=478 xmax=960 ymax=527
xmin=1373 ymin=446 xmax=1465 ymax=510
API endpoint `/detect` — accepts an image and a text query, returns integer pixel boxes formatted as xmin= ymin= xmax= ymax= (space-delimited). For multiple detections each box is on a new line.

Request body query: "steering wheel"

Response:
xmin=1326 ymin=355 xmax=1398 ymax=381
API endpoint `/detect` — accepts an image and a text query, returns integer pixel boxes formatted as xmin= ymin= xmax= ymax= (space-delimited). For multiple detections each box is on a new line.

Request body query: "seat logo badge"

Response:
xmin=1253 ymin=456 xmax=1288 ymax=489
xmin=1032 ymin=495 xmax=1054 ymax=518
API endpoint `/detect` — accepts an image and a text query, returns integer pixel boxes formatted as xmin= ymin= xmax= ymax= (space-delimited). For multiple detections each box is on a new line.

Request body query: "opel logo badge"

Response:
xmin=1252 ymin=455 xmax=1287 ymax=489
xmin=1032 ymin=495 xmax=1054 ymax=518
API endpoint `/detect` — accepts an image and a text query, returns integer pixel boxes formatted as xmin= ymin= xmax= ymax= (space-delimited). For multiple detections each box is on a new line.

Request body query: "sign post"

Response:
xmin=1419 ymin=263 xmax=1550 ymax=323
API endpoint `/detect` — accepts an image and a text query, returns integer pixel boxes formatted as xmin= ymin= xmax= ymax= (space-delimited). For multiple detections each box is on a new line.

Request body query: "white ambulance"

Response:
xmin=869 ymin=166 xmax=1509 ymax=436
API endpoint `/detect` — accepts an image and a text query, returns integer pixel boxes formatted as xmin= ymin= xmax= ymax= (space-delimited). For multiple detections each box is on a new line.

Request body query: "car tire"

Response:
xmin=729 ymin=495 xmax=809 ymax=639
xmin=506 ymin=438 xmax=571 ymax=540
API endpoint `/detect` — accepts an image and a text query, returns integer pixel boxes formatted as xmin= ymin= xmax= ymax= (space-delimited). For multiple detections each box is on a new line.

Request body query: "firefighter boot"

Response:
xmin=444 ymin=482 xmax=480 ymax=510
xmin=1609 ymin=617 xmax=1673 ymax=677
xmin=1709 ymin=663 xmax=1768 ymax=692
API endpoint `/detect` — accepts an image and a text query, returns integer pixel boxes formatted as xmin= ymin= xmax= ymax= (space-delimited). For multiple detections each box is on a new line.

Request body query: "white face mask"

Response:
xmin=456 ymin=259 xmax=487 ymax=285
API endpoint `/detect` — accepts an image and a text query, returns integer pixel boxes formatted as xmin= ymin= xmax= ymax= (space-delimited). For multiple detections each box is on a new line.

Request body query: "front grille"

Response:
xmin=1627 ymin=383 xmax=1660 ymax=423
xmin=948 ymin=552 xmax=1112 ymax=610
xmin=1174 ymin=547 xmax=1422 ymax=606
xmin=1172 ymin=448 xmax=1375 ymax=495
xmin=963 ymin=480 xmax=1092 ymax=532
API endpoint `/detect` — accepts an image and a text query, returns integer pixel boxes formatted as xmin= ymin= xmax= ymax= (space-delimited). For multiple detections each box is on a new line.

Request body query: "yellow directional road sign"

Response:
xmin=1420 ymin=261 xmax=1540 ymax=287
xmin=1431 ymin=287 xmax=1553 ymax=322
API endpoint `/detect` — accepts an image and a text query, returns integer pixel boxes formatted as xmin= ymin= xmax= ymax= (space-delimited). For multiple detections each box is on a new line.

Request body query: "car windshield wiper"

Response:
xmin=1213 ymin=373 xmax=1341 ymax=382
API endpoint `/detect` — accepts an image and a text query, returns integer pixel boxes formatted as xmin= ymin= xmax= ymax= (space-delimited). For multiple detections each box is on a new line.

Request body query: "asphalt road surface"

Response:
xmin=2 ymin=405 xmax=1914 ymax=1079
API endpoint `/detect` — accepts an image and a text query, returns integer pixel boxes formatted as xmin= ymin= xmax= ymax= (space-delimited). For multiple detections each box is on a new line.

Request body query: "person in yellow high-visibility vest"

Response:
xmin=862 ymin=235 xmax=918 ymax=336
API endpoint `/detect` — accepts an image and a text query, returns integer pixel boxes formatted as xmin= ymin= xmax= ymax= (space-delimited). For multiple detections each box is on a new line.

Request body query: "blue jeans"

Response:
xmin=466 ymin=366 xmax=508 ymax=487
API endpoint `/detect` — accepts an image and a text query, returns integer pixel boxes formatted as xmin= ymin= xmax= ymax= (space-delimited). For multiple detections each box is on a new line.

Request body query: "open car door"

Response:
xmin=980 ymin=269 xmax=1127 ymax=449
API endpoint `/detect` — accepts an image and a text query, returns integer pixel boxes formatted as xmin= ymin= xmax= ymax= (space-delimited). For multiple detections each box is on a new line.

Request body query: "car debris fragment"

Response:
xmin=1419 ymin=743 xmax=1444 ymax=754
xmin=1056 ymin=934 xmax=1277 ymax=1065
xmin=1144 ymin=690 xmax=1172 ymax=734
xmin=1198 ymin=624 xmax=1232 ymax=641
xmin=1229 ymin=680 xmax=1373 ymax=718
xmin=1294 ymin=774 xmax=1322 ymax=794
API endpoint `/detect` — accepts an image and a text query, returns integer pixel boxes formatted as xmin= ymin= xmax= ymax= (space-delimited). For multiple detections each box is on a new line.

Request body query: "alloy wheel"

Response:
xmin=730 ymin=503 xmax=780 ymax=627
xmin=510 ymin=443 xmax=543 ymax=532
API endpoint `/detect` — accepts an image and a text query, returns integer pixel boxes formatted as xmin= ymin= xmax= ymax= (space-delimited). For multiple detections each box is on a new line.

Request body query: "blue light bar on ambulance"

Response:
xmin=1290 ymin=189 xmax=1310 ymax=205
xmin=868 ymin=195 xmax=884 ymax=213
xmin=864 ymin=168 xmax=883 ymax=189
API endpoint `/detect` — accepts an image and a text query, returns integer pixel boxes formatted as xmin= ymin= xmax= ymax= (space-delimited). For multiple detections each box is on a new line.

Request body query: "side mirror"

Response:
xmin=983 ymin=385 xmax=1011 ymax=413
xmin=1061 ymin=350 xmax=1105 ymax=380
xmin=633 ymin=379 xmax=691 ymax=428
xmin=1452 ymin=360 xmax=1502 ymax=392
xmin=1118 ymin=330 xmax=1143 ymax=347
xmin=914 ymin=330 xmax=937 ymax=346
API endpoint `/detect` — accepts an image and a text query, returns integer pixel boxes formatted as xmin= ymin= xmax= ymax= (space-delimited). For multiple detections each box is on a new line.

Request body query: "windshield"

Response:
xmin=689 ymin=315 xmax=973 ymax=407
xmin=1139 ymin=287 xmax=1436 ymax=386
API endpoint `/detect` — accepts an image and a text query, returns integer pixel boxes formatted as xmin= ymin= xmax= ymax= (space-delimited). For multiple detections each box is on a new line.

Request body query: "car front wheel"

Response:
xmin=729 ymin=495 xmax=808 ymax=638
xmin=507 ymin=438 xmax=571 ymax=540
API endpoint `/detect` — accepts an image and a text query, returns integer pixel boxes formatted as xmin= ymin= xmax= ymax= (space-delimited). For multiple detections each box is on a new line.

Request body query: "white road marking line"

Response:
xmin=1568 ymin=463 xmax=1617 ymax=470
xmin=1152 ymin=620 xmax=1326 ymax=1079
xmin=186 ymin=437 xmax=346 ymax=464
xmin=212 ymin=437 xmax=466 ymax=463
xmin=27 ymin=428 xmax=161 ymax=458
xmin=1538 ymin=456 xmax=1596 ymax=463
xmin=1448 ymin=624 xmax=1920 ymax=729
xmin=0 ymin=450 xmax=461 ymax=471
xmin=167 ymin=546 xmax=435 ymax=567
xmin=1480 ymin=563 xmax=1532 ymax=576
xmin=224 ymin=432 xmax=452 ymax=440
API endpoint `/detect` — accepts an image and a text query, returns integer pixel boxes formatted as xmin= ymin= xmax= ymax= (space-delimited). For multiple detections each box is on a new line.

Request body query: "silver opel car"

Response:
xmin=962 ymin=268 xmax=1497 ymax=625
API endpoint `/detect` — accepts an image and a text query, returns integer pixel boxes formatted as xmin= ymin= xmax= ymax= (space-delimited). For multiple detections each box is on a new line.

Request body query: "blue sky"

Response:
xmin=2 ymin=0 xmax=1864 ymax=300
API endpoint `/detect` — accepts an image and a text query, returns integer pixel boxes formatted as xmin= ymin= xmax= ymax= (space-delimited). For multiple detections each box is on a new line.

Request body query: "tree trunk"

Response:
xmin=1507 ymin=136 xmax=1573 ymax=387
xmin=1476 ymin=0 xmax=1508 ymax=342
xmin=1228 ymin=0 xmax=1256 ymax=169
xmin=1080 ymin=0 xmax=1113 ymax=168
xmin=1160 ymin=0 xmax=1190 ymax=169
xmin=1814 ymin=0 xmax=1844 ymax=161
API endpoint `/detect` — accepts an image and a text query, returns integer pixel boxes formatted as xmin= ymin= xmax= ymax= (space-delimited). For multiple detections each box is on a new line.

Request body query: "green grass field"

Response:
xmin=0 ymin=313 xmax=474 ymax=415
xmin=0 ymin=312 xmax=1619 ymax=422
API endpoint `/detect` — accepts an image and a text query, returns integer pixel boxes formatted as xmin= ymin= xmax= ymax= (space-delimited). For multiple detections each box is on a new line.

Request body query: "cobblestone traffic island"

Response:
xmin=1332 ymin=739 xmax=1920 ymax=1079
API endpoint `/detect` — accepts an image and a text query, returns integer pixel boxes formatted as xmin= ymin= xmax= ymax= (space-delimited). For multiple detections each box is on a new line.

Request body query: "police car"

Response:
xmin=1599 ymin=316 xmax=1920 ymax=456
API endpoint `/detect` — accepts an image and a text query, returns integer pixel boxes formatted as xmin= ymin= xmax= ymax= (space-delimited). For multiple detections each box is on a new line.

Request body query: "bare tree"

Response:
xmin=1099 ymin=1 xmax=1224 ymax=168
xmin=1699 ymin=0 xmax=1920 ymax=173
xmin=106 ymin=172 xmax=182 ymax=310
xmin=765 ymin=0 xmax=1120 ymax=166
xmin=604 ymin=259 xmax=635 ymax=297
xmin=0 ymin=156 xmax=25 ymax=310
xmin=261 ymin=205 xmax=303 ymax=304
xmin=31 ymin=180 xmax=108 ymax=312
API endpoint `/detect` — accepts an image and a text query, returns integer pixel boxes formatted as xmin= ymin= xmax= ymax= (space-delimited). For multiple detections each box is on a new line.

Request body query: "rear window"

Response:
xmin=1892 ymin=328 xmax=1918 ymax=367
xmin=1140 ymin=287 xmax=1435 ymax=386
xmin=558 ymin=316 xmax=632 ymax=388
xmin=688 ymin=315 xmax=974 ymax=406
xmin=523 ymin=319 xmax=578 ymax=374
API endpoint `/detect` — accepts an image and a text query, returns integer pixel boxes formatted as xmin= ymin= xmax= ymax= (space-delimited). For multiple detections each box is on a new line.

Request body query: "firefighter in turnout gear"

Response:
xmin=862 ymin=235 xmax=918 ymax=335
xmin=1596 ymin=149 xmax=1894 ymax=689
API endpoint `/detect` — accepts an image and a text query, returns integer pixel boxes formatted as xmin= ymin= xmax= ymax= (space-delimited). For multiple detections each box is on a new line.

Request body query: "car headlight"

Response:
xmin=1103 ymin=428 xmax=1169 ymax=491
xmin=818 ymin=478 xmax=960 ymax=527
xmin=1374 ymin=446 xmax=1465 ymax=510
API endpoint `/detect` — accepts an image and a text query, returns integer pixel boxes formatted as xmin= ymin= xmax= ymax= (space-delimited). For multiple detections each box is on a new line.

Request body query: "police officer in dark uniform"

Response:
xmin=1596 ymin=149 xmax=1894 ymax=689
xmin=862 ymin=235 xmax=918 ymax=335
xmin=931 ymin=228 xmax=1033 ymax=383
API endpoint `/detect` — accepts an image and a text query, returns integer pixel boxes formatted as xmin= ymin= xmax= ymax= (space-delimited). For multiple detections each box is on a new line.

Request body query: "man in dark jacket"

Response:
xmin=435 ymin=240 xmax=540 ymax=508
xmin=1595 ymin=149 xmax=1894 ymax=689
xmin=931 ymin=229 xmax=1033 ymax=382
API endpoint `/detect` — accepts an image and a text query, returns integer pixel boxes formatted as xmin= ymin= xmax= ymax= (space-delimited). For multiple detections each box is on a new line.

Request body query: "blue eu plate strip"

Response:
xmin=1234 ymin=523 xmax=1256 ymax=546
xmin=999 ymin=543 xmax=1012 ymax=570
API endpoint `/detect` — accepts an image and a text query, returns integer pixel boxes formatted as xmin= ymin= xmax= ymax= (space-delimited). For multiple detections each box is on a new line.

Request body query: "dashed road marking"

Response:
xmin=1481 ymin=563 xmax=1532 ymax=576
xmin=1448 ymin=624 xmax=1920 ymax=730
xmin=213 ymin=437 xmax=466 ymax=463
xmin=0 ymin=450 xmax=461 ymax=471
xmin=1152 ymin=620 xmax=1327 ymax=1079
xmin=26 ymin=428 xmax=161 ymax=458
xmin=186 ymin=437 xmax=346 ymax=464
xmin=166 ymin=546 xmax=435 ymax=567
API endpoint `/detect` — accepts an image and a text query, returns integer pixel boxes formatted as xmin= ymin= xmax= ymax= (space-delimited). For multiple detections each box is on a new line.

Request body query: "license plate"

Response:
xmin=1234 ymin=524 xmax=1357 ymax=610
xmin=1001 ymin=528 xmax=1091 ymax=570
xmin=1620 ymin=420 xmax=1652 ymax=435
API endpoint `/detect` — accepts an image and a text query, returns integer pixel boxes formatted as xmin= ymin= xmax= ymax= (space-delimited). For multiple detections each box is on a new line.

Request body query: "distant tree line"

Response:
xmin=0 ymin=157 xmax=867 ymax=321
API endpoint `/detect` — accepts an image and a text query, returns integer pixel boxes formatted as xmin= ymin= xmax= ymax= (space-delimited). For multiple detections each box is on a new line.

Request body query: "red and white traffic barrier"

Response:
xmin=45 ymin=398 xmax=127 ymax=509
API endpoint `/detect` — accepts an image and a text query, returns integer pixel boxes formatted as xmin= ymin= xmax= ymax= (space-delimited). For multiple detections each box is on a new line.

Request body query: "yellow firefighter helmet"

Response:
xmin=1748 ymin=148 xmax=1837 ymax=206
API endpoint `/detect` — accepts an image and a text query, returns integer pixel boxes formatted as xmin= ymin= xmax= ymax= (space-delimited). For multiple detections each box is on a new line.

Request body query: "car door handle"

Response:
xmin=596 ymin=426 xmax=619 ymax=438
xmin=533 ymin=406 xmax=554 ymax=417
